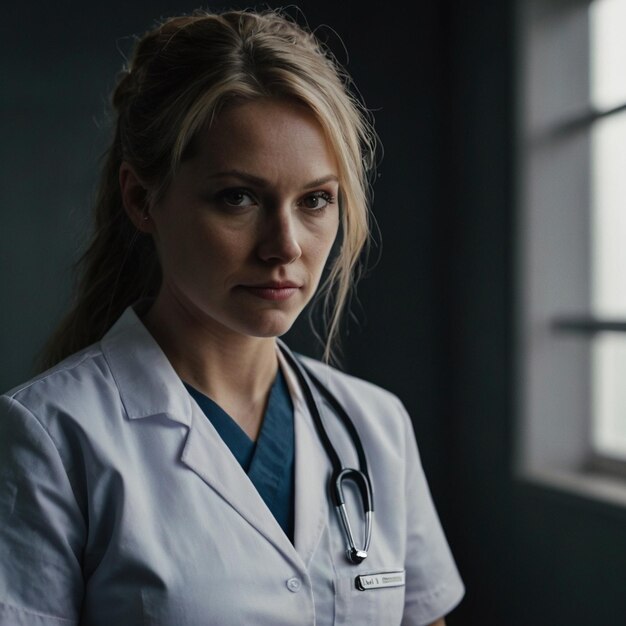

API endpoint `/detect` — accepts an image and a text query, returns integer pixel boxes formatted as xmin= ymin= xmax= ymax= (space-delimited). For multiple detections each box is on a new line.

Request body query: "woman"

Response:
xmin=0 ymin=9 xmax=464 ymax=626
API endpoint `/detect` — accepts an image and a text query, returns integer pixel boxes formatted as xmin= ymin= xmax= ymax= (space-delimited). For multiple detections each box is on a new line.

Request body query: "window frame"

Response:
xmin=516 ymin=0 xmax=626 ymax=506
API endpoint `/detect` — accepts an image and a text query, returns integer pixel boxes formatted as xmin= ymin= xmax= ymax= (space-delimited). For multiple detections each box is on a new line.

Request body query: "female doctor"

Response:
xmin=0 ymin=8 xmax=464 ymax=626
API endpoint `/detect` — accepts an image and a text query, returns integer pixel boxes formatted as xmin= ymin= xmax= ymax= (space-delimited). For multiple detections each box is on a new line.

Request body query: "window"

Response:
xmin=518 ymin=0 xmax=626 ymax=502
xmin=589 ymin=0 xmax=626 ymax=459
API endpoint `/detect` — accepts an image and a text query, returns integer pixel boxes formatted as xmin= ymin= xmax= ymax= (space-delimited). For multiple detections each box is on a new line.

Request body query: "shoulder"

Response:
xmin=0 ymin=342 xmax=120 ymax=465
xmin=1 ymin=304 xmax=165 ymax=426
xmin=295 ymin=354 xmax=413 ymax=442
xmin=2 ymin=342 xmax=108 ymax=413
xmin=298 ymin=354 xmax=405 ymax=411
xmin=0 ymin=342 xmax=115 ymax=486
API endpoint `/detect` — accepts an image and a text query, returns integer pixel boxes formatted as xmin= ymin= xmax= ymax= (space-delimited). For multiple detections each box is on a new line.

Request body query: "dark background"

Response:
xmin=3 ymin=1 xmax=626 ymax=624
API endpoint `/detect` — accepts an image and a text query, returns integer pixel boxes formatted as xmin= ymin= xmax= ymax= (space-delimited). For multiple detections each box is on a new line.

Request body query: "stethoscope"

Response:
xmin=277 ymin=340 xmax=374 ymax=565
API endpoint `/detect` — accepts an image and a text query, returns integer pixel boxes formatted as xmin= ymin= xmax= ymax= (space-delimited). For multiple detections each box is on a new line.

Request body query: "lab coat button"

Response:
xmin=286 ymin=577 xmax=302 ymax=593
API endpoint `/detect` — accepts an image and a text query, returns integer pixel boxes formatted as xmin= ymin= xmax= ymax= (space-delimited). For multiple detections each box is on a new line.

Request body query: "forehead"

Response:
xmin=187 ymin=98 xmax=339 ymax=181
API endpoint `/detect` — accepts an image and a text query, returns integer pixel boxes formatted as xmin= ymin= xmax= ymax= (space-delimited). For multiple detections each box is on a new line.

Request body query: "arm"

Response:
xmin=0 ymin=395 xmax=85 ymax=625
xmin=429 ymin=620 xmax=446 ymax=626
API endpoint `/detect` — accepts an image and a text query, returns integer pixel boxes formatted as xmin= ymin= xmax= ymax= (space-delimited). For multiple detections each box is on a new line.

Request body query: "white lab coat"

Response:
xmin=0 ymin=305 xmax=464 ymax=626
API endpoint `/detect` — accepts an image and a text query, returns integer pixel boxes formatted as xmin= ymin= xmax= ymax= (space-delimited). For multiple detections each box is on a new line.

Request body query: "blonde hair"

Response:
xmin=39 ymin=8 xmax=378 ymax=369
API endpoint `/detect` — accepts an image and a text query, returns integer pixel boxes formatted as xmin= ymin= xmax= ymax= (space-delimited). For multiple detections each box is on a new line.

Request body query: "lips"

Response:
xmin=248 ymin=281 xmax=300 ymax=289
xmin=241 ymin=281 xmax=302 ymax=301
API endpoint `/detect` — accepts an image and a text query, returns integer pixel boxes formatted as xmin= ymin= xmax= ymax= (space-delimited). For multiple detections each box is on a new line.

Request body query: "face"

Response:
xmin=146 ymin=98 xmax=340 ymax=340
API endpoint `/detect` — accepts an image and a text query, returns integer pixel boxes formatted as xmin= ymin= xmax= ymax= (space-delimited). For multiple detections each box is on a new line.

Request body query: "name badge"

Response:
xmin=355 ymin=570 xmax=406 ymax=591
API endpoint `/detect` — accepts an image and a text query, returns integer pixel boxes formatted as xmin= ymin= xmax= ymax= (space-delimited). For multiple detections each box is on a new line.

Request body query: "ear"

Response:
xmin=119 ymin=162 xmax=154 ymax=233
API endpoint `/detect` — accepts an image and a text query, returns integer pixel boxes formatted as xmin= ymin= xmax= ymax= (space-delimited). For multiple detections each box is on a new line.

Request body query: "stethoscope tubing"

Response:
xmin=277 ymin=340 xmax=374 ymax=564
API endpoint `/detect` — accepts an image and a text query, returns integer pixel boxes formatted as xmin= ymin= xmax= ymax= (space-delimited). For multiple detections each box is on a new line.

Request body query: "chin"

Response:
xmin=238 ymin=311 xmax=298 ymax=339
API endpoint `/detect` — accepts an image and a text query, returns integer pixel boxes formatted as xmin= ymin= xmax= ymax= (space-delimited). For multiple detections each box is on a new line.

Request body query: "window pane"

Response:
xmin=590 ymin=0 xmax=626 ymax=111
xmin=592 ymin=336 xmax=626 ymax=458
xmin=591 ymin=111 xmax=626 ymax=315
xmin=591 ymin=110 xmax=626 ymax=458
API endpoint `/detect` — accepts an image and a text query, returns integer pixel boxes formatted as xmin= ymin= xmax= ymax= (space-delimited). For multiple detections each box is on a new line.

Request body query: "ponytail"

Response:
xmin=36 ymin=125 xmax=160 ymax=371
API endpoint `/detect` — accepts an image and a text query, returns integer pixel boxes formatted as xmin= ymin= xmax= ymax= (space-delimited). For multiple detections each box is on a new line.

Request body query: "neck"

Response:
xmin=141 ymin=293 xmax=279 ymax=440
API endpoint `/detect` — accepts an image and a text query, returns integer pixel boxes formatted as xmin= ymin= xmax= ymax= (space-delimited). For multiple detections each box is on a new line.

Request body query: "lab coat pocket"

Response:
xmin=334 ymin=570 xmax=406 ymax=626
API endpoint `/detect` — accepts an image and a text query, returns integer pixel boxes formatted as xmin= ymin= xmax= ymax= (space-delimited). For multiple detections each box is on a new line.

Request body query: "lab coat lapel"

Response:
xmin=277 ymin=348 xmax=331 ymax=568
xmin=179 ymin=399 xmax=300 ymax=566
xmin=103 ymin=306 xmax=301 ymax=567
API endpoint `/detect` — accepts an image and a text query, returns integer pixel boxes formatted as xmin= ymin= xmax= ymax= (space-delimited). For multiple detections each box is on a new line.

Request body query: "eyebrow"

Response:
xmin=207 ymin=169 xmax=339 ymax=190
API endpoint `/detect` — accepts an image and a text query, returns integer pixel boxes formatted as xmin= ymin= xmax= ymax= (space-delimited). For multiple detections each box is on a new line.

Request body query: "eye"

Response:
xmin=300 ymin=191 xmax=336 ymax=211
xmin=217 ymin=188 xmax=257 ymax=207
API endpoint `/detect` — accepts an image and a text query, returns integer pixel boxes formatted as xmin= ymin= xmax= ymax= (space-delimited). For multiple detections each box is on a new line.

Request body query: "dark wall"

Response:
xmin=1 ymin=2 xmax=498 ymax=625
xmin=434 ymin=3 xmax=517 ymax=623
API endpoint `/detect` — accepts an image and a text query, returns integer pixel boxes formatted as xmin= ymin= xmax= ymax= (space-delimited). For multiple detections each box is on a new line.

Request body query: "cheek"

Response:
xmin=197 ymin=228 xmax=247 ymax=263
xmin=156 ymin=218 xmax=249 ymax=281
xmin=306 ymin=217 xmax=340 ymax=265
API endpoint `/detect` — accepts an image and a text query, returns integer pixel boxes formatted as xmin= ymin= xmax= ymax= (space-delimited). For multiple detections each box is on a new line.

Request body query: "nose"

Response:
xmin=257 ymin=209 xmax=302 ymax=264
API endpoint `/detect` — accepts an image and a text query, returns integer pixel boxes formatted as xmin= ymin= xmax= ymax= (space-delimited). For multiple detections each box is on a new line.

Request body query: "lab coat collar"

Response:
xmin=100 ymin=304 xmax=192 ymax=426
xmin=102 ymin=306 xmax=299 ymax=562
xmin=101 ymin=305 xmax=330 ymax=571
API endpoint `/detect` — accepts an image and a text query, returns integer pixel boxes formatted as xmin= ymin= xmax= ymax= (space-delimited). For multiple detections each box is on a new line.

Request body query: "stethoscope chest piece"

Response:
xmin=334 ymin=468 xmax=373 ymax=564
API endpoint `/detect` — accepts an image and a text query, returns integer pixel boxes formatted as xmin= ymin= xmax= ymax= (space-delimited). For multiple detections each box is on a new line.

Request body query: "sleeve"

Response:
xmin=0 ymin=395 xmax=85 ymax=625
xmin=396 ymin=397 xmax=465 ymax=626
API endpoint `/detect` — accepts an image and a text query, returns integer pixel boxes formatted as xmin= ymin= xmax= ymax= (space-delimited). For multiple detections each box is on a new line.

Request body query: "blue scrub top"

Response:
xmin=183 ymin=367 xmax=295 ymax=542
